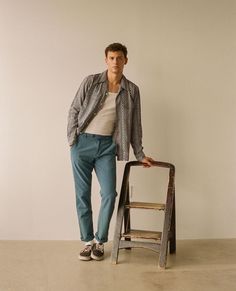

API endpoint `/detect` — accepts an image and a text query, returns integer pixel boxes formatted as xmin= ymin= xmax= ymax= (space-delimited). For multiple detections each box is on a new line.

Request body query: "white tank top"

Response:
xmin=84 ymin=92 xmax=118 ymax=135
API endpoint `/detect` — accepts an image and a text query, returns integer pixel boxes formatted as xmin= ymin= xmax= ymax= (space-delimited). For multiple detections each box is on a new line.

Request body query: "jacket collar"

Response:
xmin=96 ymin=70 xmax=129 ymax=91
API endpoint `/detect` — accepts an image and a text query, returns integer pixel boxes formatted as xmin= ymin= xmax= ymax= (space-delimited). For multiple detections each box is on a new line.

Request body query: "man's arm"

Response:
xmin=67 ymin=76 xmax=91 ymax=146
xmin=130 ymin=86 xmax=146 ymax=160
xmin=130 ymin=86 xmax=154 ymax=167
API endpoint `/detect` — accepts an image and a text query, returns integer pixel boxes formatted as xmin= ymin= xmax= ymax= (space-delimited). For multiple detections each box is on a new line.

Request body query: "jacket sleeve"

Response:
xmin=67 ymin=76 xmax=92 ymax=146
xmin=130 ymin=86 xmax=146 ymax=161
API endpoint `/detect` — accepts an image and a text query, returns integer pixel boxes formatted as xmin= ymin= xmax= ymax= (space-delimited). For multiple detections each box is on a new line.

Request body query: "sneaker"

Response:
xmin=91 ymin=243 xmax=104 ymax=261
xmin=79 ymin=245 xmax=93 ymax=261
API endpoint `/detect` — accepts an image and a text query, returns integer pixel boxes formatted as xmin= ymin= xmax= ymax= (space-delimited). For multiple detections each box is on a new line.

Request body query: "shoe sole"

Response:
xmin=79 ymin=255 xmax=92 ymax=261
xmin=91 ymin=253 xmax=104 ymax=261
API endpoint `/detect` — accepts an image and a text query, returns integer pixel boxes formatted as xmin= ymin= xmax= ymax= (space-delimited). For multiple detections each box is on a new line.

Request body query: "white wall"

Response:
xmin=1 ymin=0 xmax=236 ymax=240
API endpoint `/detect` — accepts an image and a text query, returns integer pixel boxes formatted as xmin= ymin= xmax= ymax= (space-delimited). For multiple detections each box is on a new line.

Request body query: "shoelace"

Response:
xmin=95 ymin=243 xmax=104 ymax=252
xmin=82 ymin=245 xmax=92 ymax=253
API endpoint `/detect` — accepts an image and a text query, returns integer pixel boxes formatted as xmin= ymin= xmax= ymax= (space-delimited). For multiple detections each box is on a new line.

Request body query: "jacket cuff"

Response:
xmin=135 ymin=151 xmax=146 ymax=162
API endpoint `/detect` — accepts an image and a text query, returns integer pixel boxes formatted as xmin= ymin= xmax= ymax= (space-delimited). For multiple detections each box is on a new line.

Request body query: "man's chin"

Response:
xmin=112 ymin=68 xmax=122 ymax=74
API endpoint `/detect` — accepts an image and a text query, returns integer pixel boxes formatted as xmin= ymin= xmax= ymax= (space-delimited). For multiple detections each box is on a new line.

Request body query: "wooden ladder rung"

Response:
xmin=122 ymin=229 xmax=162 ymax=240
xmin=125 ymin=201 xmax=165 ymax=210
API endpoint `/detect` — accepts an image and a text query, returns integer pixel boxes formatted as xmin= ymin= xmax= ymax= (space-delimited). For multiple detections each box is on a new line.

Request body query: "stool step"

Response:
xmin=125 ymin=201 xmax=165 ymax=210
xmin=122 ymin=229 xmax=162 ymax=240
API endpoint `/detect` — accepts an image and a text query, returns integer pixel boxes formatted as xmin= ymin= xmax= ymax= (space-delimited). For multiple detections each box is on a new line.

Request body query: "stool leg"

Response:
xmin=169 ymin=194 xmax=176 ymax=254
xmin=111 ymin=206 xmax=124 ymax=264
xmin=159 ymin=182 xmax=174 ymax=269
xmin=124 ymin=186 xmax=131 ymax=249
xmin=111 ymin=164 xmax=131 ymax=264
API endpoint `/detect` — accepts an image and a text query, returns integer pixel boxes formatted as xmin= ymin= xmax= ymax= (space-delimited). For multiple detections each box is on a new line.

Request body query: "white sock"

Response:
xmin=85 ymin=240 xmax=94 ymax=246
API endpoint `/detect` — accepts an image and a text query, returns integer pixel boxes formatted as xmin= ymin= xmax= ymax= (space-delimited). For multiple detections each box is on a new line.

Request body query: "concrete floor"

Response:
xmin=0 ymin=239 xmax=236 ymax=291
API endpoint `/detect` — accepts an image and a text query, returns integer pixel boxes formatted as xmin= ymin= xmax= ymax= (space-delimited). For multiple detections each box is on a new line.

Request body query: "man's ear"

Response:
xmin=125 ymin=58 xmax=128 ymax=65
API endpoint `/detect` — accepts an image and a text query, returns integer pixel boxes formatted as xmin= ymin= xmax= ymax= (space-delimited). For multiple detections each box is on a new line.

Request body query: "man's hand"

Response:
xmin=141 ymin=156 xmax=154 ymax=168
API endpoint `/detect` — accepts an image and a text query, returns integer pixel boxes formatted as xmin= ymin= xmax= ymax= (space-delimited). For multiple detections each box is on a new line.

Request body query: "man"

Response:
xmin=67 ymin=43 xmax=153 ymax=261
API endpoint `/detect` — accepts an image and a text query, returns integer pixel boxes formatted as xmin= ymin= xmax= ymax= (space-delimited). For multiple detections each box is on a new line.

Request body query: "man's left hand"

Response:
xmin=141 ymin=156 xmax=154 ymax=168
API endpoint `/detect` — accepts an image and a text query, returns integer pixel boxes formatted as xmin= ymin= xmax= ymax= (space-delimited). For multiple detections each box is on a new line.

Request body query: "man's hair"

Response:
xmin=105 ymin=43 xmax=128 ymax=58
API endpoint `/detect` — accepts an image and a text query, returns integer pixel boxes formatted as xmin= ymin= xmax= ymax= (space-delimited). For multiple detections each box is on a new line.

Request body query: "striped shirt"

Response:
xmin=67 ymin=70 xmax=145 ymax=161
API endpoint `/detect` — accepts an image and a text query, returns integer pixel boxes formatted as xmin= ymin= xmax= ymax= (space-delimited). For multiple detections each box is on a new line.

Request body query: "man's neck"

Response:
xmin=107 ymin=71 xmax=123 ymax=85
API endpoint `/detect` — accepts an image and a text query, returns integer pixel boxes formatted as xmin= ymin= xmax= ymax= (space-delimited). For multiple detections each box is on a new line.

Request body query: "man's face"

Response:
xmin=105 ymin=51 xmax=128 ymax=75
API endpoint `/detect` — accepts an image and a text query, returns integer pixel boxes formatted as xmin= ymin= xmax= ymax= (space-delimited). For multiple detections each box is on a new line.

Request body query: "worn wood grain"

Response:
xmin=125 ymin=201 xmax=165 ymax=210
xmin=123 ymin=229 xmax=162 ymax=240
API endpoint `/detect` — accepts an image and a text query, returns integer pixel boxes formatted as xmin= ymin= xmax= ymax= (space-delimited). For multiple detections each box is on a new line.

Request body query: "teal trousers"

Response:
xmin=70 ymin=133 xmax=117 ymax=243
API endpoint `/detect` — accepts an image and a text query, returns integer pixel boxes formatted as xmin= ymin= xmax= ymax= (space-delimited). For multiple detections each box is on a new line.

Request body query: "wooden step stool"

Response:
xmin=111 ymin=161 xmax=176 ymax=269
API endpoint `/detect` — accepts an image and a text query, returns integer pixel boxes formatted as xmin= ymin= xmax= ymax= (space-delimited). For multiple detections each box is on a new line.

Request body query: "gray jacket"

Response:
xmin=67 ymin=70 xmax=145 ymax=161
